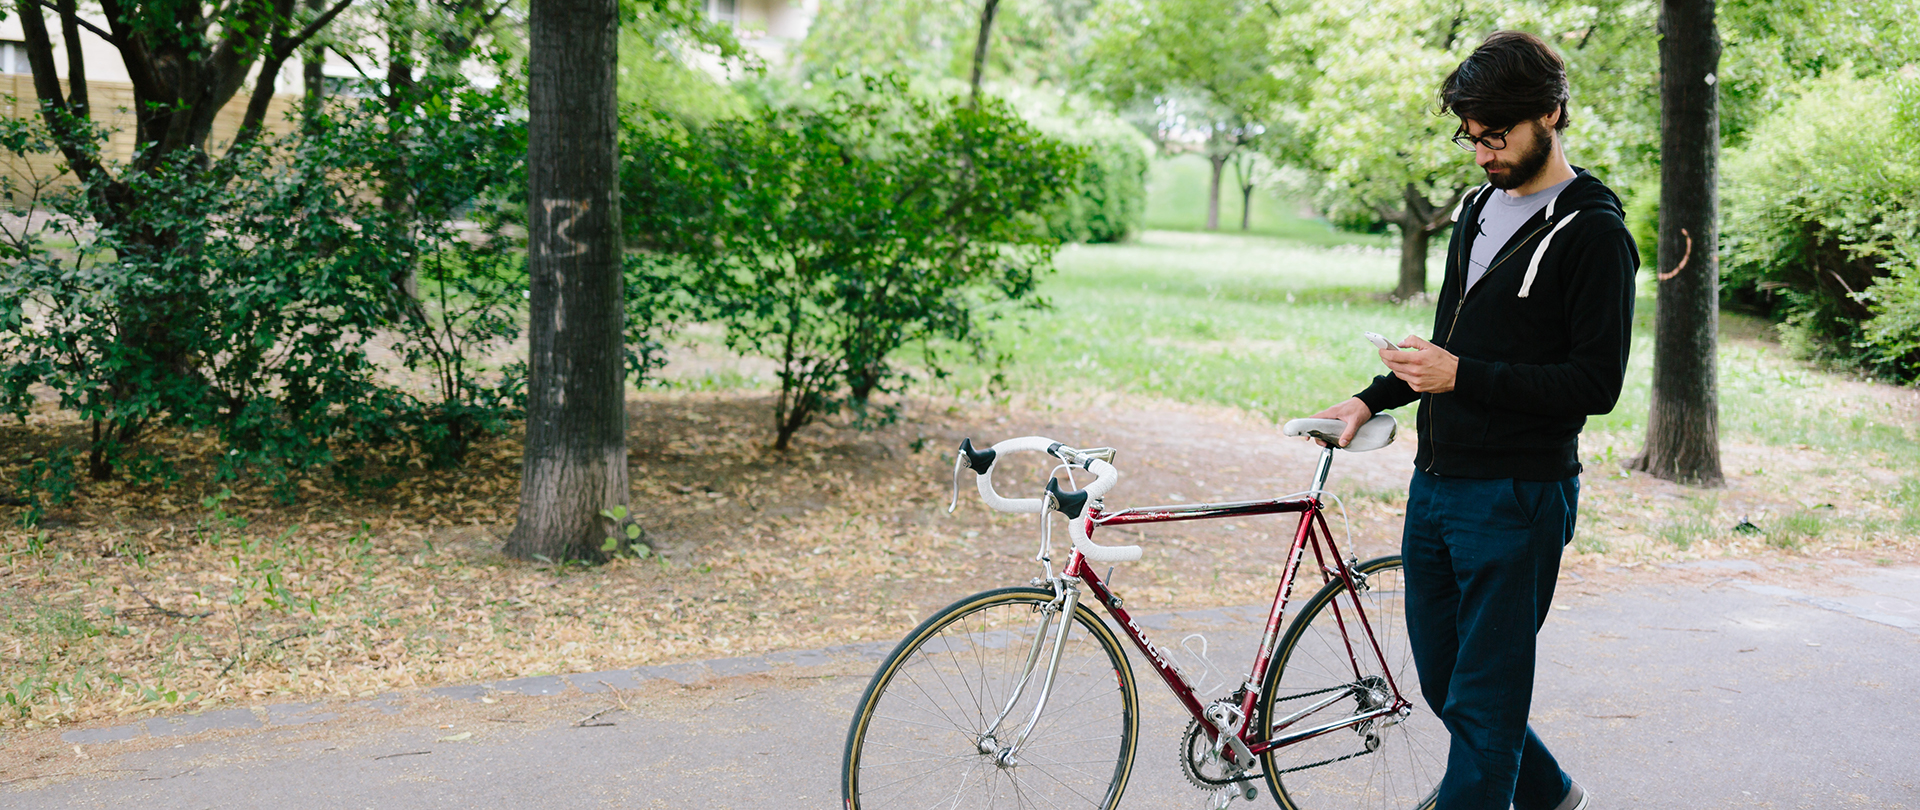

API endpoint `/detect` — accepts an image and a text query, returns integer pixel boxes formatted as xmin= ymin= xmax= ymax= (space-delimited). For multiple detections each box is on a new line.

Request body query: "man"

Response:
xmin=1310 ymin=30 xmax=1635 ymax=810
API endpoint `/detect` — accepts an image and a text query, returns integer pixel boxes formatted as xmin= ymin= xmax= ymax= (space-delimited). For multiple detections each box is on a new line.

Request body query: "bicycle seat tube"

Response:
xmin=1309 ymin=445 xmax=1335 ymax=493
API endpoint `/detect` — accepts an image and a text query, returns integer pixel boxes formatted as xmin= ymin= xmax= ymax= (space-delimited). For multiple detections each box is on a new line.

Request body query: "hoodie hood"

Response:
xmin=1451 ymin=169 xmax=1626 ymax=298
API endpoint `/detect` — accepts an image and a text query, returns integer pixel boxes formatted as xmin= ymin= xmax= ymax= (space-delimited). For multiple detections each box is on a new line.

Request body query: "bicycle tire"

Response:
xmin=1259 ymin=555 xmax=1444 ymax=810
xmin=842 ymin=586 xmax=1140 ymax=810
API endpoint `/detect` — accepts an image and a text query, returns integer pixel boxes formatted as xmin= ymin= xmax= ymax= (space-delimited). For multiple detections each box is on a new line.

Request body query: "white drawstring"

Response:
xmin=1519 ymin=210 xmax=1582 ymax=299
xmin=1449 ymin=184 xmax=1488 ymax=224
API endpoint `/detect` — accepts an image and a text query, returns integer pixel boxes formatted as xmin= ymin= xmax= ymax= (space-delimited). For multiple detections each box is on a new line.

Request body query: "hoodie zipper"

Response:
xmin=1424 ymin=216 xmax=1556 ymax=473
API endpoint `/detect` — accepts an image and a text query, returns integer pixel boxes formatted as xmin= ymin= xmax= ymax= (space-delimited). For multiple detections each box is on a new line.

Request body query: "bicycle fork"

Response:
xmin=976 ymin=580 xmax=1084 ymax=767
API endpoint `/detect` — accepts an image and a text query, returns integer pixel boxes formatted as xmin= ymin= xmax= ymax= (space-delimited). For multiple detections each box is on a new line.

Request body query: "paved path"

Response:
xmin=4 ymin=566 xmax=1918 ymax=809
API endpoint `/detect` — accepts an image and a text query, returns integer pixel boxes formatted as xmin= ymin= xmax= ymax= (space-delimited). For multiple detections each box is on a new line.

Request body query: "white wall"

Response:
xmin=0 ymin=15 xmax=134 ymax=84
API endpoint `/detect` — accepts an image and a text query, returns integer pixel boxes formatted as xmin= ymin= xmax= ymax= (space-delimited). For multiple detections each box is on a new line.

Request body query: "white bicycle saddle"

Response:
xmin=1283 ymin=414 xmax=1397 ymax=452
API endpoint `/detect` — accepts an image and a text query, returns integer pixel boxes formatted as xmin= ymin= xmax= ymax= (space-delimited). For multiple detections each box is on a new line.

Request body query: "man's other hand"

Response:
xmin=1382 ymin=335 xmax=1458 ymax=393
xmin=1308 ymin=397 xmax=1373 ymax=448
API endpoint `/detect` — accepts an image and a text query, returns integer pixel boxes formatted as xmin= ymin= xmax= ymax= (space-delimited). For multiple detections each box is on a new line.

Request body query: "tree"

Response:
xmin=1629 ymin=0 xmax=1724 ymax=485
xmin=505 ymin=0 xmax=629 ymax=562
xmin=1271 ymin=0 xmax=1483 ymax=299
xmin=1228 ymin=148 xmax=1275 ymax=231
xmin=797 ymin=0 xmax=1100 ymax=91
xmin=7 ymin=0 xmax=361 ymax=480
xmin=969 ymin=0 xmax=1001 ymax=103
xmin=1081 ymin=0 xmax=1281 ymax=229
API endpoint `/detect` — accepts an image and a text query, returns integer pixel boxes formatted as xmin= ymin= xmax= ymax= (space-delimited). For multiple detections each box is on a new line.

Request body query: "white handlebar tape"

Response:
xmin=969 ymin=440 xmax=1143 ymax=563
xmin=1067 ymin=459 xmax=1140 ymax=562
xmin=973 ymin=436 xmax=1058 ymax=514
xmin=1080 ymin=458 xmax=1120 ymax=499
xmin=1071 ymin=515 xmax=1141 ymax=563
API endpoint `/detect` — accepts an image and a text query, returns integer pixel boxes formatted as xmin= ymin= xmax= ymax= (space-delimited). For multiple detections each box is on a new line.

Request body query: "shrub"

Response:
xmin=622 ymin=77 xmax=1082 ymax=449
xmin=1720 ymin=72 xmax=1920 ymax=377
xmin=0 ymin=76 xmax=531 ymax=504
xmin=1036 ymin=112 xmax=1152 ymax=243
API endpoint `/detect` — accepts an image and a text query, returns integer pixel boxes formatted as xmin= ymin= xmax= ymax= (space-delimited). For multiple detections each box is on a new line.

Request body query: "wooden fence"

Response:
xmin=2 ymin=74 xmax=299 ymax=206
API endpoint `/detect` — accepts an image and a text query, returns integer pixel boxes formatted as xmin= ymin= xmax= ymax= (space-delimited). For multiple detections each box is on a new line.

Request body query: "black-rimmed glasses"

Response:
xmin=1451 ymin=125 xmax=1514 ymax=151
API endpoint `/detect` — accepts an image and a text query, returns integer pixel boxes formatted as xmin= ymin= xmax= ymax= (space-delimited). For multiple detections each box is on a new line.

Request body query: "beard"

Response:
xmin=1483 ymin=121 xmax=1552 ymax=191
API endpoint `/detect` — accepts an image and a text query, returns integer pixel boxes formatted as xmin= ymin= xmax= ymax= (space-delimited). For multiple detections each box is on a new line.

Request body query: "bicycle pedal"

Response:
xmin=1243 ymin=785 xmax=1258 ymax=801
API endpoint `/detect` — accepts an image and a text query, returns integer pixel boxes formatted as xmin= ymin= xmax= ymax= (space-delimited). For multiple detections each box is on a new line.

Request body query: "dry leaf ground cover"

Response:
xmin=5 ymin=386 xmax=1917 ymax=735
xmin=6 ymin=231 xmax=1920 ymax=735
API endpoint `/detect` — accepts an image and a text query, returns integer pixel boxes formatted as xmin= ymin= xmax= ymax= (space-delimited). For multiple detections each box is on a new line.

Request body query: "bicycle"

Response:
xmin=840 ymin=414 xmax=1444 ymax=810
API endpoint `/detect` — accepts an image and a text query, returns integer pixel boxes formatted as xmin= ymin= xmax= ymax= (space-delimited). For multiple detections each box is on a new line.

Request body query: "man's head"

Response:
xmin=1440 ymin=31 xmax=1570 ymax=191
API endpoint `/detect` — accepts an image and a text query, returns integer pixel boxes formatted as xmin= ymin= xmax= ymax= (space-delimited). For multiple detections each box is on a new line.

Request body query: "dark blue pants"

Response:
xmin=1402 ymin=470 xmax=1578 ymax=810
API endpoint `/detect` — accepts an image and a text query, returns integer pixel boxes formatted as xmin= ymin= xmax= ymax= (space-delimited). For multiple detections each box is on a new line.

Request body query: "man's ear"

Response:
xmin=1540 ymin=107 xmax=1561 ymax=130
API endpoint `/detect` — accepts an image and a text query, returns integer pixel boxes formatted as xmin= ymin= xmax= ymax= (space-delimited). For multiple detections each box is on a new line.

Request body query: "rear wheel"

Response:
xmin=1260 ymin=555 xmax=1443 ymax=809
xmin=842 ymin=586 xmax=1140 ymax=810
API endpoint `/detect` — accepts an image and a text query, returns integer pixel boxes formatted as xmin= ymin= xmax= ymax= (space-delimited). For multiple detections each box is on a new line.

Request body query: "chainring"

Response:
xmin=1180 ymin=717 xmax=1252 ymax=790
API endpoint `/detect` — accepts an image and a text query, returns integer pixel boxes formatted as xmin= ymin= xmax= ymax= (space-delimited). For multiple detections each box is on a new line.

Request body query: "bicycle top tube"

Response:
xmin=949 ymin=414 xmax=1395 ymax=563
xmin=1091 ymin=496 xmax=1318 ymax=528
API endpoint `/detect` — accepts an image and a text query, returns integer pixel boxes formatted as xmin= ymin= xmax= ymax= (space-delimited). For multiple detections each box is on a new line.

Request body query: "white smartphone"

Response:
xmin=1364 ymin=331 xmax=1401 ymax=351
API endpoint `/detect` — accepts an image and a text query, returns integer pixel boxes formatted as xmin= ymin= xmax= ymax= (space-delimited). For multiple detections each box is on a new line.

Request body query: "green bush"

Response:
xmin=621 ymin=77 xmax=1082 ymax=449
xmin=1721 ymin=72 xmax=1920 ymax=377
xmin=1036 ymin=113 xmax=1151 ymax=243
xmin=0 ymin=76 xmax=529 ymax=504
xmin=1625 ymin=182 xmax=1659 ymax=273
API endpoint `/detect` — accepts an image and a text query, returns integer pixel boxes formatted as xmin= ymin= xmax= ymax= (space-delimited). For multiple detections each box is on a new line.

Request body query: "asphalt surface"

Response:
xmin=3 ymin=564 xmax=1918 ymax=809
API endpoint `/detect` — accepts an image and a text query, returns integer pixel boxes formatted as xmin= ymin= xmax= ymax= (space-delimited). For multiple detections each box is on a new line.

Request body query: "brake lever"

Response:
xmin=948 ymin=449 xmax=966 ymax=514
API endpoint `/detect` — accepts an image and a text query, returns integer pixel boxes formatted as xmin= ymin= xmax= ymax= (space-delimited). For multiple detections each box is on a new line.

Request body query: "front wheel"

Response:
xmin=1260 ymin=555 xmax=1444 ymax=809
xmin=842 ymin=586 xmax=1140 ymax=810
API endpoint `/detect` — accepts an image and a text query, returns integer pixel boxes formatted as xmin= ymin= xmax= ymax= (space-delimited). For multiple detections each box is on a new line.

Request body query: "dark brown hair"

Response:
xmin=1439 ymin=31 xmax=1570 ymax=132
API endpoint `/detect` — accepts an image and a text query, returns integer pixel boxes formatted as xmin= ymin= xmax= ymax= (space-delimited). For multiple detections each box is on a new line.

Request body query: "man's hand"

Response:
xmin=1381 ymin=335 xmax=1458 ymax=393
xmin=1308 ymin=397 xmax=1373 ymax=448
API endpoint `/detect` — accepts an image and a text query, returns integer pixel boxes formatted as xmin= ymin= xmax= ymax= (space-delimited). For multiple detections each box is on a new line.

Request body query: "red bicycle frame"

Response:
xmin=1062 ymin=493 xmax=1411 ymax=759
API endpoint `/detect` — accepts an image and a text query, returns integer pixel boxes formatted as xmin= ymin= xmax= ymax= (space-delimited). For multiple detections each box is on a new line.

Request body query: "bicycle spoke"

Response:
xmin=848 ymin=591 xmax=1135 ymax=810
xmin=1262 ymin=557 xmax=1445 ymax=810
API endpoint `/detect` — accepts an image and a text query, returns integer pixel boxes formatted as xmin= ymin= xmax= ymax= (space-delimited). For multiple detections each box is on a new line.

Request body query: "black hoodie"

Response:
xmin=1354 ymin=169 xmax=1638 ymax=481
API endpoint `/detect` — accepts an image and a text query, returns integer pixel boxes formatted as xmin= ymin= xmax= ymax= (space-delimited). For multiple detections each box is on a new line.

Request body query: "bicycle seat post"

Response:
xmin=1309 ymin=445 xmax=1335 ymax=494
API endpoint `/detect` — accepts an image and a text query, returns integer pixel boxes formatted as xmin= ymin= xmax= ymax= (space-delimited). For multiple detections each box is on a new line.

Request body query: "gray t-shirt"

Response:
xmin=1466 ymin=176 xmax=1576 ymax=292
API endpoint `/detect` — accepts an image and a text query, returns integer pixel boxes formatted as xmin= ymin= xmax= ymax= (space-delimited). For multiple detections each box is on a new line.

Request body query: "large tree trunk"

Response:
xmin=1631 ymin=0 xmax=1724 ymax=486
xmin=506 ymin=0 xmax=630 ymax=562
xmin=1206 ymin=152 xmax=1227 ymax=231
xmin=1240 ymin=183 xmax=1254 ymax=231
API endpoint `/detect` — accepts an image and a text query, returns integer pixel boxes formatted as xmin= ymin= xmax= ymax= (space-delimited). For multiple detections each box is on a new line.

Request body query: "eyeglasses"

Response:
xmin=1451 ymin=125 xmax=1515 ymax=152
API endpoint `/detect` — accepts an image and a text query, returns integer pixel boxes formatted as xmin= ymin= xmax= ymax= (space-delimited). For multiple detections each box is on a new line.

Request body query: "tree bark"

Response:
xmin=1206 ymin=152 xmax=1227 ymax=231
xmin=1387 ymin=183 xmax=1465 ymax=300
xmin=1231 ymin=152 xmax=1257 ymax=231
xmin=1395 ymin=216 xmax=1432 ymax=300
xmin=506 ymin=0 xmax=630 ymax=562
xmin=968 ymin=0 xmax=1001 ymax=105
xmin=382 ymin=1 xmax=424 ymax=309
xmin=1631 ymin=0 xmax=1724 ymax=486
xmin=303 ymin=0 xmax=327 ymax=122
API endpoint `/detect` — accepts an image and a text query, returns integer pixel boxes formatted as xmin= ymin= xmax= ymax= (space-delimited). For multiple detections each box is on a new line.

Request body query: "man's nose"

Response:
xmin=1475 ymin=145 xmax=1497 ymax=167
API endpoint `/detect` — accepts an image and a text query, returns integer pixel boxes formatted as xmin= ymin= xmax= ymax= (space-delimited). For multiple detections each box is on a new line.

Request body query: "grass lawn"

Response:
xmin=943 ymin=230 xmax=1920 ymax=480
xmin=1141 ymin=152 xmax=1392 ymax=249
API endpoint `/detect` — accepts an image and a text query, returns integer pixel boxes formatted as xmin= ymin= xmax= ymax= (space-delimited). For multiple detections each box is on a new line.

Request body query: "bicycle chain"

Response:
xmin=1179 ymin=684 xmax=1377 ymax=789
xmin=1268 ymin=684 xmax=1348 ymax=703
xmin=1271 ymin=745 xmax=1376 ymax=776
